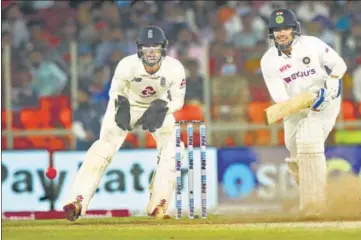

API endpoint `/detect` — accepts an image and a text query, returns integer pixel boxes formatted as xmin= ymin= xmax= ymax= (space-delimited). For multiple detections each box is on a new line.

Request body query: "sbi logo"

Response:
xmin=222 ymin=158 xmax=360 ymax=200
xmin=222 ymin=163 xmax=295 ymax=200
xmin=222 ymin=163 xmax=256 ymax=198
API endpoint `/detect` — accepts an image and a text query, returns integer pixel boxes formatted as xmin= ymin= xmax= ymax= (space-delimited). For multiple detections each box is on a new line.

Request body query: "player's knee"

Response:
xmin=87 ymin=139 xmax=118 ymax=162
xmin=296 ymin=118 xmax=324 ymax=154
xmin=157 ymin=139 xmax=184 ymax=171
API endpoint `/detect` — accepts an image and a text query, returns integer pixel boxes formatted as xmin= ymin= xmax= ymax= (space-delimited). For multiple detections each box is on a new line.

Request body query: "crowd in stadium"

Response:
xmin=2 ymin=0 xmax=360 ymax=150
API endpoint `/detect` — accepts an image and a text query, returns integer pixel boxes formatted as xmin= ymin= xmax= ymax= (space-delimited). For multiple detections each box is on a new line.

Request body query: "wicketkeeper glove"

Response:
xmin=114 ymin=95 xmax=132 ymax=131
xmin=135 ymin=99 xmax=168 ymax=133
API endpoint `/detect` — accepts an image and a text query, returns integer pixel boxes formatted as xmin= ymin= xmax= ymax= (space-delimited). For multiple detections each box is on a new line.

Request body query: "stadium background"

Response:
xmin=1 ymin=0 xmax=360 ymax=218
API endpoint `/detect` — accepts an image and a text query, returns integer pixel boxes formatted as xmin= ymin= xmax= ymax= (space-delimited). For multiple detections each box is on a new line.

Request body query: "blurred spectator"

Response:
xmin=210 ymin=43 xmax=243 ymax=76
xmin=72 ymin=87 xmax=103 ymax=150
xmin=353 ymin=64 xmax=361 ymax=102
xmin=211 ymin=75 xmax=249 ymax=122
xmin=77 ymin=44 xmax=94 ymax=84
xmin=31 ymin=1 xmax=55 ymax=10
xmin=88 ymin=66 xmax=111 ymax=105
xmin=31 ymin=1 xmax=75 ymax=35
xmin=258 ymin=1 xmax=287 ymax=21
xmin=77 ymin=1 xmax=98 ymax=45
xmin=1 ymin=23 xmax=26 ymax=68
xmin=296 ymin=1 xmax=330 ymax=23
xmin=185 ymin=1 xmax=217 ymax=34
xmin=345 ymin=20 xmax=361 ymax=59
xmin=2 ymin=2 xmax=29 ymax=49
xmin=209 ymin=26 xmax=229 ymax=56
xmin=93 ymin=22 xmax=113 ymax=66
xmin=11 ymin=66 xmax=39 ymax=110
xmin=110 ymin=25 xmax=137 ymax=55
xmin=100 ymin=1 xmax=121 ymax=26
xmin=231 ymin=13 xmax=260 ymax=50
xmin=168 ymin=27 xmax=208 ymax=75
xmin=217 ymin=4 xmax=242 ymax=41
xmin=56 ymin=18 xmax=78 ymax=65
xmin=26 ymin=19 xmax=68 ymax=70
xmin=93 ymin=22 xmax=136 ymax=67
xmin=29 ymin=48 xmax=68 ymax=97
xmin=185 ymin=59 xmax=204 ymax=104
xmin=27 ymin=19 xmax=50 ymax=49
xmin=128 ymin=1 xmax=157 ymax=31
xmin=107 ymin=49 xmax=126 ymax=74
xmin=2 ymin=0 xmax=361 ymax=150
xmin=309 ymin=16 xmax=336 ymax=46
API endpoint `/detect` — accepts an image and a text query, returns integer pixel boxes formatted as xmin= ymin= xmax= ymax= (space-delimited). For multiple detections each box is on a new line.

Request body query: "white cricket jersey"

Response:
xmin=108 ymin=54 xmax=186 ymax=113
xmin=260 ymin=35 xmax=347 ymax=108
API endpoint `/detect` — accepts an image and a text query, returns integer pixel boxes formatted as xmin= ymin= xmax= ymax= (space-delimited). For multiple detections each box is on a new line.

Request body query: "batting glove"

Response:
xmin=310 ymin=87 xmax=332 ymax=112
xmin=325 ymin=76 xmax=342 ymax=100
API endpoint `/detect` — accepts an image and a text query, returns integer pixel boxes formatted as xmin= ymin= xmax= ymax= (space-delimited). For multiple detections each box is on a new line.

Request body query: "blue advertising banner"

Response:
xmin=217 ymin=146 xmax=361 ymax=206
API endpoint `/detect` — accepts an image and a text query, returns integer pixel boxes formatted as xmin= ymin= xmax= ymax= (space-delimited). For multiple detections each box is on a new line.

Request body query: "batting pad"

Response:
xmin=296 ymin=118 xmax=327 ymax=215
xmin=285 ymin=157 xmax=299 ymax=185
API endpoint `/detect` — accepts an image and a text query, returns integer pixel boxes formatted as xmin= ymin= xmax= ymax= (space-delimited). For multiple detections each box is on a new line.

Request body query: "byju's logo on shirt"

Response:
xmin=283 ymin=69 xmax=316 ymax=83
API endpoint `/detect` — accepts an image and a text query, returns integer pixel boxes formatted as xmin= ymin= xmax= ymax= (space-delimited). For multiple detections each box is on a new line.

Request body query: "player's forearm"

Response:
xmin=265 ymin=81 xmax=290 ymax=103
xmin=325 ymin=57 xmax=347 ymax=98
xmin=328 ymin=57 xmax=347 ymax=80
xmin=108 ymin=81 xmax=129 ymax=99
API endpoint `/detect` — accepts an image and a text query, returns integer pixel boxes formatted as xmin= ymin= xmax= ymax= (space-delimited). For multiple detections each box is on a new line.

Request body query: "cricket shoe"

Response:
xmin=63 ymin=196 xmax=83 ymax=222
xmin=150 ymin=199 xmax=171 ymax=219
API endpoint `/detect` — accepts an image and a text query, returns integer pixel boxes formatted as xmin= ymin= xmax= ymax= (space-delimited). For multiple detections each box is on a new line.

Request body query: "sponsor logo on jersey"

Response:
xmin=279 ymin=64 xmax=291 ymax=72
xmin=180 ymin=79 xmax=186 ymax=88
xmin=160 ymin=77 xmax=166 ymax=87
xmin=283 ymin=69 xmax=316 ymax=83
xmin=141 ymin=86 xmax=156 ymax=97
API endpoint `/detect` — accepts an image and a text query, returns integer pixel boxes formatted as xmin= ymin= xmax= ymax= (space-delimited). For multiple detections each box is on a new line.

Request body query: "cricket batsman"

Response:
xmin=63 ymin=25 xmax=186 ymax=221
xmin=260 ymin=9 xmax=347 ymax=216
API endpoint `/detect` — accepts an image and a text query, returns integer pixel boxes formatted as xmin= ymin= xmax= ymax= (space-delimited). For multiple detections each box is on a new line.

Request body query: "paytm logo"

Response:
xmin=283 ymin=69 xmax=316 ymax=83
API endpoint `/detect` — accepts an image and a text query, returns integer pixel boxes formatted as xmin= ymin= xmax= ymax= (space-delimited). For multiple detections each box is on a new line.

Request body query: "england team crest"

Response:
xmin=160 ymin=77 xmax=166 ymax=87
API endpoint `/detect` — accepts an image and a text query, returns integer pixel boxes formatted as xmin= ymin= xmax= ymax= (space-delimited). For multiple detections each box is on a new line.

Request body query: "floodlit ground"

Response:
xmin=3 ymin=214 xmax=361 ymax=240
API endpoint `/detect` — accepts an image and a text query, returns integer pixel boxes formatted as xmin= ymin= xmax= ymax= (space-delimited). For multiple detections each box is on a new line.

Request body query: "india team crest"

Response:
xmin=302 ymin=57 xmax=311 ymax=64
xmin=160 ymin=77 xmax=166 ymax=87
xmin=275 ymin=15 xmax=284 ymax=24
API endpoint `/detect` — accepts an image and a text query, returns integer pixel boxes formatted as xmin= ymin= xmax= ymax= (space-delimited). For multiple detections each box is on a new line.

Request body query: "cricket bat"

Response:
xmin=264 ymin=92 xmax=314 ymax=125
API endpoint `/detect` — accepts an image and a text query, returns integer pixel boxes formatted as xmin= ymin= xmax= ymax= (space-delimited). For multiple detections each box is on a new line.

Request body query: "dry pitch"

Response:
xmin=3 ymin=214 xmax=361 ymax=240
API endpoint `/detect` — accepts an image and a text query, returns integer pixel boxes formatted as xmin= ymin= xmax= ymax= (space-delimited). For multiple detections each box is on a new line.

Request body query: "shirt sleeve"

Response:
xmin=260 ymin=55 xmax=290 ymax=103
xmin=314 ymin=37 xmax=347 ymax=78
xmin=108 ymin=57 xmax=130 ymax=99
xmin=167 ymin=61 xmax=186 ymax=113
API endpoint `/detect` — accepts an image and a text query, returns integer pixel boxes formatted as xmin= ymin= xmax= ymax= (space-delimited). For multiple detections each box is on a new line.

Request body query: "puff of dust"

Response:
xmin=325 ymin=174 xmax=361 ymax=216
xmin=281 ymin=173 xmax=361 ymax=219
